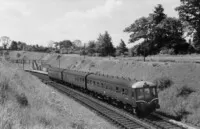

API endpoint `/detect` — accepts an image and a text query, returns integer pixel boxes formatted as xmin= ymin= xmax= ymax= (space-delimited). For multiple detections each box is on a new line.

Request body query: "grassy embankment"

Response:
xmin=45 ymin=54 xmax=200 ymax=127
xmin=7 ymin=51 xmax=200 ymax=127
xmin=0 ymin=60 xmax=116 ymax=129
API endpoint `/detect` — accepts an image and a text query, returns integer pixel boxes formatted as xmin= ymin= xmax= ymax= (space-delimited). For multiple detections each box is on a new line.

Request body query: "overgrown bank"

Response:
xmin=0 ymin=61 xmax=116 ymax=129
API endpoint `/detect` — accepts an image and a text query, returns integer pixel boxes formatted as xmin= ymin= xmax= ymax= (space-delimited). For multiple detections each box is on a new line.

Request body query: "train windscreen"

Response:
xmin=136 ymin=87 xmax=157 ymax=100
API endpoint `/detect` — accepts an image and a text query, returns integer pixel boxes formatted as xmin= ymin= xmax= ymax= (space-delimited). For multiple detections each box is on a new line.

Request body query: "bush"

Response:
xmin=153 ymin=76 xmax=173 ymax=90
xmin=159 ymin=84 xmax=200 ymax=125
xmin=177 ymin=85 xmax=195 ymax=98
xmin=158 ymin=85 xmax=190 ymax=120
xmin=16 ymin=93 xmax=29 ymax=107
xmin=159 ymin=48 xmax=175 ymax=55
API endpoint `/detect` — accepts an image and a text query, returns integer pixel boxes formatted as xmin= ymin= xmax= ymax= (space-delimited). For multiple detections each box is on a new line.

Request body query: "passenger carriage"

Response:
xmin=48 ymin=67 xmax=64 ymax=81
xmin=47 ymin=67 xmax=160 ymax=117
xmin=62 ymin=70 xmax=89 ymax=90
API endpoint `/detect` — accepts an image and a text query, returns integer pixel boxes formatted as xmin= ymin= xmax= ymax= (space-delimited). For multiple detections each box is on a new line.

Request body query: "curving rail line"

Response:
xmin=27 ymin=70 xmax=187 ymax=129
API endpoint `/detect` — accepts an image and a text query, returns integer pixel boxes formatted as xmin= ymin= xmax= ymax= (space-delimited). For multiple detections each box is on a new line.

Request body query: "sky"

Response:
xmin=0 ymin=0 xmax=180 ymax=47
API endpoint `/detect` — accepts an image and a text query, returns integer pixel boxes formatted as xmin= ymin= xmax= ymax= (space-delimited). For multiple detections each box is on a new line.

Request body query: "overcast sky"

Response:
xmin=0 ymin=0 xmax=180 ymax=47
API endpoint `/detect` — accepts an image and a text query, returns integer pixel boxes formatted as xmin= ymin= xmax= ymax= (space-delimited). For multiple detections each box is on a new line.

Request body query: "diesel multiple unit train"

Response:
xmin=47 ymin=66 xmax=160 ymax=117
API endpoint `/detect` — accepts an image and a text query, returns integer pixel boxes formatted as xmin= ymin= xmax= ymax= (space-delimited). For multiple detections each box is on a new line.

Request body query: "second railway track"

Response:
xmin=28 ymin=70 xmax=187 ymax=129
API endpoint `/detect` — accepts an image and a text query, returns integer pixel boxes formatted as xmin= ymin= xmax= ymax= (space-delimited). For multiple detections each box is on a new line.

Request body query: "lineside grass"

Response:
xmin=0 ymin=61 xmax=116 ymax=129
xmin=155 ymin=77 xmax=200 ymax=127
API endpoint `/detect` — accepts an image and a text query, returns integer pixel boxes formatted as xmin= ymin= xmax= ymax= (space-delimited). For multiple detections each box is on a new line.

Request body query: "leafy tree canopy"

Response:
xmin=87 ymin=40 xmax=96 ymax=55
xmin=116 ymin=39 xmax=128 ymax=55
xmin=176 ymin=0 xmax=200 ymax=51
xmin=9 ymin=41 xmax=18 ymax=50
xmin=96 ymin=31 xmax=115 ymax=56
xmin=125 ymin=4 xmax=188 ymax=55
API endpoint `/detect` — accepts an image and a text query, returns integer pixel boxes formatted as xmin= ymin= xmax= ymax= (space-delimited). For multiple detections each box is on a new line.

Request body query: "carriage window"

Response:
xmin=136 ymin=89 xmax=144 ymax=99
xmin=122 ymin=89 xmax=125 ymax=95
xmin=116 ymin=87 xmax=120 ymax=93
xmin=132 ymin=91 xmax=134 ymax=97
xmin=124 ymin=89 xmax=128 ymax=95
xmin=101 ymin=83 xmax=103 ymax=87
xmin=93 ymin=81 xmax=96 ymax=85
xmin=97 ymin=82 xmax=99 ymax=86
xmin=116 ymin=87 xmax=119 ymax=92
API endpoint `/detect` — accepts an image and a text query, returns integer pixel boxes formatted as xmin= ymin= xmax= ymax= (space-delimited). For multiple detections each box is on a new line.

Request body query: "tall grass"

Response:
xmin=155 ymin=77 xmax=200 ymax=126
xmin=0 ymin=61 xmax=116 ymax=129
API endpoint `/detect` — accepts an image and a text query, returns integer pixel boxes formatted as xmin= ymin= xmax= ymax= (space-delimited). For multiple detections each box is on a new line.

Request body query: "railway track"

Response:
xmin=27 ymin=70 xmax=187 ymax=129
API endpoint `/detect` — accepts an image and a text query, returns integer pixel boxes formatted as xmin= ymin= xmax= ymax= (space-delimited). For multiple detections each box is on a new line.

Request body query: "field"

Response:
xmin=6 ymin=51 xmax=200 ymax=127
xmin=0 ymin=60 xmax=116 ymax=129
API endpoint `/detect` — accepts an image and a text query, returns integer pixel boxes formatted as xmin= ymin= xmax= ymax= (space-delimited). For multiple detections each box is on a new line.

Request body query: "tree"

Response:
xmin=125 ymin=4 xmax=190 ymax=55
xmin=124 ymin=17 xmax=151 ymax=43
xmin=59 ymin=40 xmax=73 ymax=49
xmin=176 ymin=0 xmax=200 ymax=51
xmin=116 ymin=39 xmax=128 ymax=56
xmin=124 ymin=5 xmax=165 ymax=56
xmin=87 ymin=40 xmax=96 ymax=55
xmin=9 ymin=41 xmax=18 ymax=50
xmin=96 ymin=31 xmax=115 ymax=56
xmin=0 ymin=36 xmax=11 ymax=49
xmin=151 ymin=4 xmax=166 ymax=25
xmin=150 ymin=4 xmax=167 ymax=54
xmin=73 ymin=40 xmax=82 ymax=47
xmin=17 ymin=41 xmax=27 ymax=50
xmin=157 ymin=17 xmax=186 ymax=54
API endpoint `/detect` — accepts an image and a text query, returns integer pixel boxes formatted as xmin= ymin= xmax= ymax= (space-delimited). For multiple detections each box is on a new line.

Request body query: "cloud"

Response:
xmin=39 ymin=0 xmax=123 ymax=41
xmin=64 ymin=0 xmax=122 ymax=19
xmin=0 ymin=0 xmax=31 ymax=21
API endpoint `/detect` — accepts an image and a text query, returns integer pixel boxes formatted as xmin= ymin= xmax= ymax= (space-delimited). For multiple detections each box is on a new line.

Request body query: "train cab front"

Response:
xmin=132 ymin=81 xmax=160 ymax=117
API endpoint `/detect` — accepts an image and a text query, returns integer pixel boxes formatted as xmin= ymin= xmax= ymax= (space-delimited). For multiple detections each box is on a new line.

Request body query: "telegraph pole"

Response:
xmin=57 ymin=55 xmax=61 ymax=68
xmin=84 ymin=43 xmax=86 ymax=59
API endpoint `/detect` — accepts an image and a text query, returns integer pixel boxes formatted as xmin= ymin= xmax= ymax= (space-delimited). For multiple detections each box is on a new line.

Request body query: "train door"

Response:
xmin=85 ymin=73 xmax=92 ymax=90
xmin=131 ymin=89 xmax=136 ymax=106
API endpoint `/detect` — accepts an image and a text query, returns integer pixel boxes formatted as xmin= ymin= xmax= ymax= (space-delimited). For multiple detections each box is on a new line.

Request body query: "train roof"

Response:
xmin=63 ymin=69 xmax=90 ymax=76
xmin=131 ymin=81 xmax=156 ymax=88
xmin=48 ymin=67 xmax=65 ymax=72
xmin=87 ymin=73 xmax=134 ymax=88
